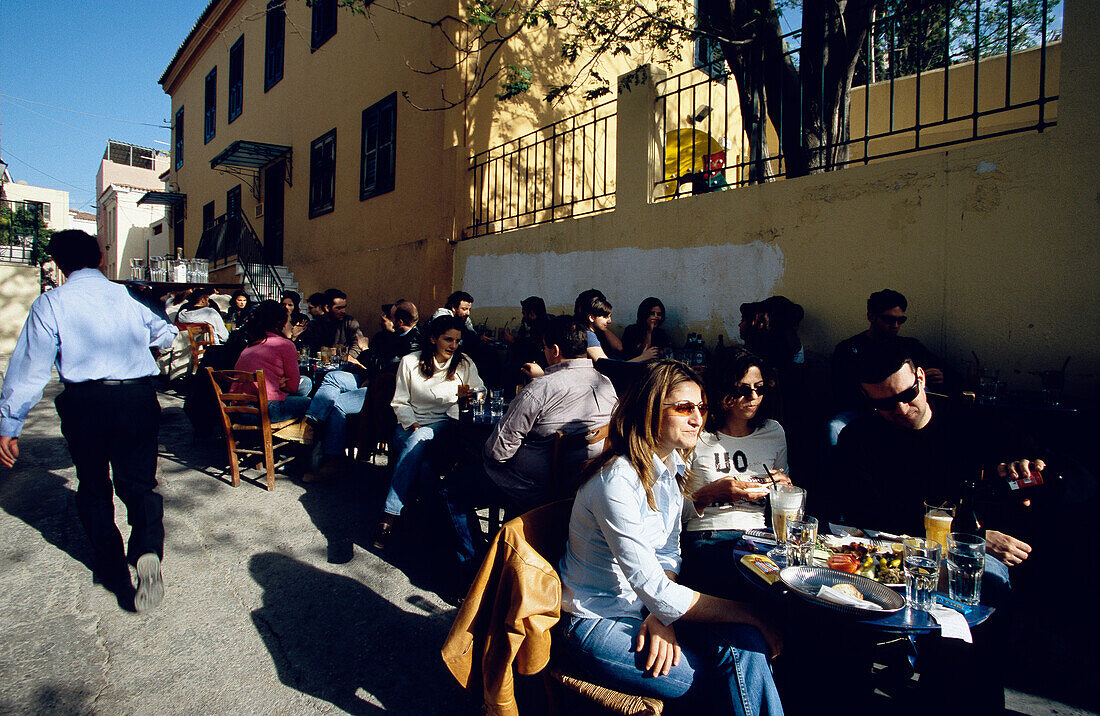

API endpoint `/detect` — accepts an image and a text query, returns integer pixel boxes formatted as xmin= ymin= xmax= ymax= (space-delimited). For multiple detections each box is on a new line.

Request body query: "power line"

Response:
xmin=1 ymin=93 xmax=170 ymax=129
xmin=0 ymin=147 xmax=94 ymax=196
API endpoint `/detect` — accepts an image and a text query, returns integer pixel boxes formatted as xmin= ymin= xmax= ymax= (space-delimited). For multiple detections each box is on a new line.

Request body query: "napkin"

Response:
xmin=816 ymin=585 xmax=883 ymax=610
xmin=929 ymin=604 xmax=973 ymax=643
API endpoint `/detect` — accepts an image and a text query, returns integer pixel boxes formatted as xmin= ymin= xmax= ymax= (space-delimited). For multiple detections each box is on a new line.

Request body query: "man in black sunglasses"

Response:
xmin=832 ymin=341 xmax=1039 ymax=568
xmin=828 ymin=288 xmax=945 ymax=445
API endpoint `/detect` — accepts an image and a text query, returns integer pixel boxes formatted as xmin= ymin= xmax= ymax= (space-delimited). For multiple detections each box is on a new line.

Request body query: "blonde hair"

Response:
xmin=583 ymin=360 xmax=702 ymax=510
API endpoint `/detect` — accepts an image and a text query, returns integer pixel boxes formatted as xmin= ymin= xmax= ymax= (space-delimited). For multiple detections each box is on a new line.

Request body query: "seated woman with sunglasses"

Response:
xmin=679 ymin=347 xmax=792 ymax=596
xmin=559 ymin=360 xmax=783 ymax=715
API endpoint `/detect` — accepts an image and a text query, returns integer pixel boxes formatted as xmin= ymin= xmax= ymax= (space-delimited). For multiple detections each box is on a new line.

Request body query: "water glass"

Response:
xmin=488 ymin=390 xmax=505 ymax=420
xmin=946 ymin=533 xmax=985 ymax=606
xmin=766 ymin=485 xmax=806 ymax=564
xmin=903 ymin=537 xmax=942 ymax=610
xmin=786 ymin=516 xmax=818 ymax=567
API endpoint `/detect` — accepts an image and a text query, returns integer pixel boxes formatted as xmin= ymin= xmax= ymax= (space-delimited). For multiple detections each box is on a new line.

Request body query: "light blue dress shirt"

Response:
xmin=560 ymin=451 xmax=696 ymax=626
xmin=0 ymin=269 xmax=178 ymax=437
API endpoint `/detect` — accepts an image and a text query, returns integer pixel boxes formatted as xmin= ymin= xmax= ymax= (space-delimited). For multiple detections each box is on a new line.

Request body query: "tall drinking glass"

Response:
xmin=924 ymin=502 xmax=955 ymax=550
xmin=903 ymin=537 xmax=942 ymax=610
xmin=767 ymin=485 xmax=806 ymax=564
xmin=946 ymin=533 xmax=985 ymax=606
xmin=786 ymin=516 xmax=818 ymax=567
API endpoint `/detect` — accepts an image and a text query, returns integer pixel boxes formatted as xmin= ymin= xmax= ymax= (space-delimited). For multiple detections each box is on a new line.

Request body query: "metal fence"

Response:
xmin=466 ymin=99 xmax=617 ymax=239
xmin=0 ymin=199 xmax=44 ymax=265
xmin=657 ymin=0 xmax=1060 ymax=196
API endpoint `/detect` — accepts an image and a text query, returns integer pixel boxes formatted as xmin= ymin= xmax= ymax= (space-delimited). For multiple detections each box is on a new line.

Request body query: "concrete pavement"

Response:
xmin=0 ymin=381 xmax=467 ymax=714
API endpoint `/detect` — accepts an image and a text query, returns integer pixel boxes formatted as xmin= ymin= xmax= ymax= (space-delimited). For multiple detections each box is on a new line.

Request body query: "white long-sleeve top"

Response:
xmin=390 ymin=352 xmax=484 ymax=428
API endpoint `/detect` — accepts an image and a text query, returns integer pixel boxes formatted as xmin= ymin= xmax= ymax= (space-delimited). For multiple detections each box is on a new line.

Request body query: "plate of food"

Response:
xmin=819 ymin=536 xmax=905 ymax=587
xmin=778 ymin=566 xmax=906 ymax=616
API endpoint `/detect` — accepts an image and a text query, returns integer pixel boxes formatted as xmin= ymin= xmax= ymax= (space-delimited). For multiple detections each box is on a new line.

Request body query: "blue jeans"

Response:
xmin=305 ymin=371 xmax=366 ymax=456
xmin=267 ymin=377 xmax=313 ymax=423
xmin=383 ymin=419 xmax=455 ymax=516
xmin=560 ymin=615 xmax=783 ymax=715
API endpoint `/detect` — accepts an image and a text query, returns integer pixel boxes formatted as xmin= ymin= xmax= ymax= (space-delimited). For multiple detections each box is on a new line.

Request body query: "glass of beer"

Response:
xmin=767 ymin=485 xmax=806 ymax=564
xmin=903 ymin=537 xmax=941 ymax=610
xmin=924 ymin=502 xmax=955 ymax=550
xmin=946 ymin=533 xmax=985 ymax=606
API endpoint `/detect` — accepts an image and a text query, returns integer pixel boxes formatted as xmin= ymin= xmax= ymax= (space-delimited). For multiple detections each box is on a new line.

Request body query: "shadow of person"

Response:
xmin=249 ymin=552 xmax=467 ymax=714
xmin=0 ymin=462 xmax=95 ymax=575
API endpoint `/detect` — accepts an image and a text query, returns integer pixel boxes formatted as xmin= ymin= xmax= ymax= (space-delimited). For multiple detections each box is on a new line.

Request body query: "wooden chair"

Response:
xmin=178 ymin=322 xmax=216 ymax=375
xmin=206 ymin=367 xmax=309 ymax=491
xmin=443 ymin=499 xmax=664 ymax=715
xmin=353 ymin=370 xmax=398 ymax=463
xmin=552 ymin=423 xmax=610 ymax=484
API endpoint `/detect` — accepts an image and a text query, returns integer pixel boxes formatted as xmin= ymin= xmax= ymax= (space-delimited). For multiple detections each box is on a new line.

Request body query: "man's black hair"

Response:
xmin=445 ymin=291 xmax=474 ymax=310
xmin=521 ymin=296 xmax=547 ymax=316
xmin=323 ymin=288 xmax=347 ymax=308
xmin=393 ymin=304 xmax=417 ymax=325
xmin=856 ymin=339 xmax=917 ymax=385
xmin=867 ymin=289 xmax=908 ymax=316
xmin=574 ymin=288 xmax=612 ymax=319
xmin=48 ymin=230 xmax=102 ymax=275
xmin=543 ymin=316 xmax=588 ymax=359
xmin=307 ymin=292 xmax=327 ymax=307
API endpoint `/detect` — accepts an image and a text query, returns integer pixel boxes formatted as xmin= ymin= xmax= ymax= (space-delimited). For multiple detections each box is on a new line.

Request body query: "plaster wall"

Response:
xmin=453 ymin=10 xmax=1098 ymax=400
xmin=0 ymin=265 xmax=39 ymax=361
xmin=3 ymin=183 xmax=69 ymax=232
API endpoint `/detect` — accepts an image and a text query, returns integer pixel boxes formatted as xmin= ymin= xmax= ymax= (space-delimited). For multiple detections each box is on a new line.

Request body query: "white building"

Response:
xmin=96 ymin=141 xmax=171 ymax=280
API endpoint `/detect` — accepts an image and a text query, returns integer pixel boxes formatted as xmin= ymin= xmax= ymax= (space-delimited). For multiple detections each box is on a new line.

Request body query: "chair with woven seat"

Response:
xmin=442 ymin=499 xmax=664 ymax=715
xmin=206 ymin=367 xmax=310 ymax=491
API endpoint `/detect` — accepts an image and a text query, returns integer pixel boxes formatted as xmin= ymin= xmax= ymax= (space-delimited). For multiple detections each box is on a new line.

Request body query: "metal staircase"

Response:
xmin=196 ymin=209 xmax=292 ymax=301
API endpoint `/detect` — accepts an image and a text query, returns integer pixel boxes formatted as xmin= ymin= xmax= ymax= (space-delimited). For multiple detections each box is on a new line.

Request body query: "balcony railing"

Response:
xmin=657 ymin=0 xmax=1061 ymax=196
xmin=466 ymin=99 xmax=617 ymax=239
xmin=0 ymin=199 xmax=44 ymax=266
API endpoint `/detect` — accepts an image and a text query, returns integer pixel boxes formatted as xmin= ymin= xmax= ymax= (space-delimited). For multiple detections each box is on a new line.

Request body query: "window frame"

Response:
xmin=360 ymin=93 xmax=398 ymax=201
xmin=228 ymin=35 xmax=244 ymax=123
xmin=204 ymin=67 xmax=217 ymax=144
xmin=264 ymin=0 xmax=285 ymax=91
xmin=311 ymin=0 xmax=337 ymax=51
xmin=174 ymin=107 xmax=184 ymax=169
xmin=309 ymin=128 xmax=337 ymax=219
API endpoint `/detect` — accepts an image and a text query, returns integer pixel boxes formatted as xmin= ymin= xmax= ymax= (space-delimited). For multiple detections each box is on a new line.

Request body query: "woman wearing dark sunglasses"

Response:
xmin=559 ymin=360 xmax=783 ymax=714
xmin=680 ymin=347 xmax=793 ymax=593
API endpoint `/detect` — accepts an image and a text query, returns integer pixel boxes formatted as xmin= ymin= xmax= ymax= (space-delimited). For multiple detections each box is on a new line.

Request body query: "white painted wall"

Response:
xmin=462 ymin=242 xmax=786 ymax=340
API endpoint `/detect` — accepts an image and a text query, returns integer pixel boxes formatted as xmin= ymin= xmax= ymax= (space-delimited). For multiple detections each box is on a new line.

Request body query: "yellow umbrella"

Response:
xmin=662 ymin=128 xmax=724 ymax=195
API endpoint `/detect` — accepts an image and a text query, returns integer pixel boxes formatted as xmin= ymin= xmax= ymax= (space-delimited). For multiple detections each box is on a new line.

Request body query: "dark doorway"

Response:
xmin=263 ymin=161 xmax=285 ymax=265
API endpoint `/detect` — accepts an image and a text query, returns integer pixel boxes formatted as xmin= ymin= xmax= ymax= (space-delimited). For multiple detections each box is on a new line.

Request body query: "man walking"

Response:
xmin=0 ymin=230 xmax=177 ymax=612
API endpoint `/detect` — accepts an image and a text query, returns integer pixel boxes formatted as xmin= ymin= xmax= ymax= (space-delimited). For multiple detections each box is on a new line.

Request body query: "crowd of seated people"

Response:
xmin=177 ymin=280 xmax=1050 ymax=714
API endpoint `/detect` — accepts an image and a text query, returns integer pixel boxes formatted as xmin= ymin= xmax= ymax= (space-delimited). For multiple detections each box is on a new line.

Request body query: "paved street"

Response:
xmin=0 ymin=380 xmax=467 ymax=714
xmin=0 ymin=380 xmax=1095 ymax=715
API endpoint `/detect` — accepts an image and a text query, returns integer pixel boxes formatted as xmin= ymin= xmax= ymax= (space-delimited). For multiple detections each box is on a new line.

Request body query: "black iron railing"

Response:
xmin=195 ymin=209 xmax=284 ymax=300
xmin=0 ymin=199 xmax=44 ymax=265
xmin=466 ymin=99 xmax=617 ymax=239
xmin=656 ymin=0 xmax=1061 ymax=196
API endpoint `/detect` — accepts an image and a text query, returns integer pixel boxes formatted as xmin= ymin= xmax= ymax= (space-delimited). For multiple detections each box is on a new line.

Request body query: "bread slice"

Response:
xmin=833 ymin=583 xmax=864 ymax=600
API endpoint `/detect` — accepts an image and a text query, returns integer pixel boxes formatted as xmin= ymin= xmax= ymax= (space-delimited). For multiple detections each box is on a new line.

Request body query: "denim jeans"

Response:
xmin=559 ymin=614 xmax=783 ymax=716
xmin=267 ymin=377 xmax=313 ymax=423
xmin=383 ymin=419 xmax=455 ymax=516
xmin=305 ymin=371 xmax=366 ymax=456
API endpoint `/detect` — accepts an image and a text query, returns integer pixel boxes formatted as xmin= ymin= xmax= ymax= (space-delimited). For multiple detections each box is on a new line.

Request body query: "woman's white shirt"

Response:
xmin=683 ymin=420 xmax=788 ymax=532
xmin=390 ymin=352 xmax=484 ymax=428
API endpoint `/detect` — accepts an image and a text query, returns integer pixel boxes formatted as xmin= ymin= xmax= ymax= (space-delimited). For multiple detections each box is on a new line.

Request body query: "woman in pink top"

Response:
xmin=232 ymin=301 xmax=313 ymax=423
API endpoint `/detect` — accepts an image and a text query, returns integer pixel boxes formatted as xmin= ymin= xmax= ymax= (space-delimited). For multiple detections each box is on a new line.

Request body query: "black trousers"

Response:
xmin=54 ymin=379 xmax=164 ymax=581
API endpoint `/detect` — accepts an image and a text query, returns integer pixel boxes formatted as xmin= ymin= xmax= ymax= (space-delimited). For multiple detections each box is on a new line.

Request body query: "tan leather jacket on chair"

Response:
xmin=441 ymin=499 xmax=573 ymax=716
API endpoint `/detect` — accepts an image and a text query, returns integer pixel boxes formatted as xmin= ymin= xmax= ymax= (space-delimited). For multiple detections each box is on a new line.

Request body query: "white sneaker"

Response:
xmin=134 ymin=553 xmax=164 ymax=613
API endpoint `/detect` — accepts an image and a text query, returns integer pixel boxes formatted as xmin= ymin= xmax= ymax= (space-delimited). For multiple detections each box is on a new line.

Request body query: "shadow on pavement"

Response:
xmin=0 ymin=462 xmax=94 ymax=575
xmin=249 ymin=552 xmax=466 ymax=714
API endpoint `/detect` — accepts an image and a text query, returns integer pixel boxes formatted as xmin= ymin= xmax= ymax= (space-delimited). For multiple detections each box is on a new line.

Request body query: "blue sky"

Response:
xmin=0 ymin=1 xmax=210 ymax=212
